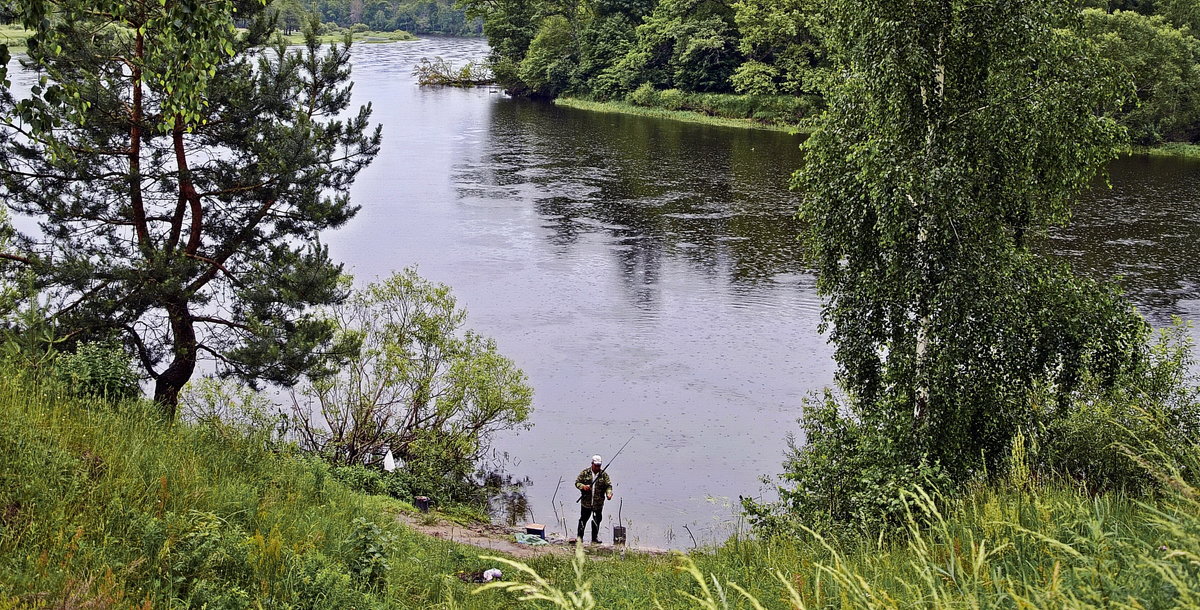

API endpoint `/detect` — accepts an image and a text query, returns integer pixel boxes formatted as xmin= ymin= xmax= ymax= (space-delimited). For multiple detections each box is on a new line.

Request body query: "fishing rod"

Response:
xmin=579 ymin=434 xmax=634 ymax=504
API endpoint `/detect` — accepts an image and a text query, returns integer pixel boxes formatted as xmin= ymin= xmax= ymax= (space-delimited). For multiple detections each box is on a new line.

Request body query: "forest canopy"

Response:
xmin=467 ymin=0 xmax=1200 ymax=143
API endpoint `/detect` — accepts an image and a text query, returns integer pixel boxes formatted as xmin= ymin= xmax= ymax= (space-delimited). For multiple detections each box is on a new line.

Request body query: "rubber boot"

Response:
xmin=591 ymin=522 xmax=600 ymax=544
xmin=577 ymin=519 xmax=586 ymax=541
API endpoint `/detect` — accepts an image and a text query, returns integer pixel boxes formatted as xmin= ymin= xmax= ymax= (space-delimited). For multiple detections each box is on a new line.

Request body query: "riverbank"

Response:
xmin=558 ymin=96 xmax=1200 ymax=161
xmin=4 ymin=366 xmax=1199 ymax=607
xmin=1133 ymin=142 xmax=1200 ymax=159
xmin=555 ymin=95 xmax=816 ymax=133
xmin=0 ymin=25 xmax=27 ymax=55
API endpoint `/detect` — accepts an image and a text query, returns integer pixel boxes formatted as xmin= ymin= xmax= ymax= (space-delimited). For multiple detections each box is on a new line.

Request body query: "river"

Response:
xmin=7 ymin=36 xmax=1199 ymax=549
xmin=327 ymin=38 xmax=1200 ymax=548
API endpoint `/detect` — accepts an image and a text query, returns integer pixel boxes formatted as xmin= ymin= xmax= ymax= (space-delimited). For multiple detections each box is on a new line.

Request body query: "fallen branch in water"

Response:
xmin=413 ymin=57 xmax=494 ymax=87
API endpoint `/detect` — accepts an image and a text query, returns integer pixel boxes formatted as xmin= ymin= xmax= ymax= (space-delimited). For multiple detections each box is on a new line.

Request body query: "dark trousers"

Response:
xmin=578 ymin=504 xmax=603 ymax=541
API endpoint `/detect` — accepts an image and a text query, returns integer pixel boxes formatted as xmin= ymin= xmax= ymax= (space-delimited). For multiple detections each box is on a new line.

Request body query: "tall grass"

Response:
xmin=472 ymin=466 xmax=1200 ymax=608
xmin=0 ymin=367 xmax=470 ymax=607
xmin=0 ymin=25 xmax=28 ymax=55
xmin=3 ymin=365 xmax=1199 ymax=607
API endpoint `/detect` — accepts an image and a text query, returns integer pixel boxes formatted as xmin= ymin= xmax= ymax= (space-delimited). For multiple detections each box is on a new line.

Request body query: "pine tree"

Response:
xmin=0 ymin=3 xmax=381 ymax=417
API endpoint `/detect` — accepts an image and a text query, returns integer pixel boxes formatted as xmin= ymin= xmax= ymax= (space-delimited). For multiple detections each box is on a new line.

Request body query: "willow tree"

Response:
xmin=783 ymin=0 xmax=1148 ymax=527
xmin=0 ymin=4 xmax=381 ymax=416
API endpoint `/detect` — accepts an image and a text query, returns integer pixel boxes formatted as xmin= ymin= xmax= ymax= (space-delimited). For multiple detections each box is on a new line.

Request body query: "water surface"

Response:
xmin=331 ymin=38 xmax=1200 ymax=548
xmin=7 ymin=37 xmax=1197 ymax=549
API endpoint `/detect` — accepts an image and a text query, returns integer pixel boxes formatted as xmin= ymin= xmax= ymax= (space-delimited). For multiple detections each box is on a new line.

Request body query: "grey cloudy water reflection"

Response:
xmin=333 ymin=38 xmax=828 ymax=548
xmin=332 ymin=38 xmax=1200 ymax=548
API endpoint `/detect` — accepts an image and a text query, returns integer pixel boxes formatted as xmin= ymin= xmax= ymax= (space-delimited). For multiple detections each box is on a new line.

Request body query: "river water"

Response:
xmin=7 ymin=36 xmax=1199 ymax=549
xmin=326 ymin=38 xmax=1200 ymax=548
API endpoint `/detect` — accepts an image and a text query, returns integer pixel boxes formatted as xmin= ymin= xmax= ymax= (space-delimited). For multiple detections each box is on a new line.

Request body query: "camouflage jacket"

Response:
xmin=575 ymin=468 xmax=612 ymax=508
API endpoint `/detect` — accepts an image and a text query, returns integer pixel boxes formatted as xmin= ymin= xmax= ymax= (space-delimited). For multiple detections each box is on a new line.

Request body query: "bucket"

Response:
xmin=525 ymin=523 xmax=546 ymax=540
xmin=612 ymin=525 xmax=627 ymax=545
xmin=415 ymin=496 xmax=431 ymax=513
xmin=612 ymin=498 xmax=627 ymax=545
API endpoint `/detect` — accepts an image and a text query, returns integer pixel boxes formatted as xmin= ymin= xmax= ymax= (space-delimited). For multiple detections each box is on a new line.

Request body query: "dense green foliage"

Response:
xmin=295 ymin=0 xmax=481 ymax=35
xmin=289 ymin=270 xmax=533 ymax=505
xmin=471 ymin=0 xmax=1200 ymax=139
xmin=0 ymin=10 xmax=381 ymax=415
xmin=739 ymin=0 xmax=1200 ymax=539
xmin=1082 ymin=8 xmax=1200 ymax=143
xmin=4 ymin=363 xmax=1200 ymax=607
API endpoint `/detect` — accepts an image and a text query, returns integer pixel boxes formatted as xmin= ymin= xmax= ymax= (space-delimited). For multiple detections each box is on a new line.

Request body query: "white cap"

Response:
xmin=591 ymin=455 xmax=603 ymax=465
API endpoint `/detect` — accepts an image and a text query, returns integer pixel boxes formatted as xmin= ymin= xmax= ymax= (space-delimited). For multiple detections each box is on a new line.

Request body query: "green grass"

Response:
xmin=3 ymin=366 xmax=1199 ymax=608
xmin=0 ymin=25 xmax=29 ymax=55
xmin=555 ymin=97 xmax=813 ymax=134
xmin=1133 ymin=141 xmax=1200 ymax=159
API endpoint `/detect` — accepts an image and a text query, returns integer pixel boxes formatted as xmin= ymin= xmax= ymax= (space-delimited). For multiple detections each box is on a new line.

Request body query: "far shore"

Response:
xmin=555 ymin=96 xmax=810 ymax=134
xmin=558 ymin=95 xmax=1200 ymax=161
xmin=0 ymin=26 xmax=418 ymax=57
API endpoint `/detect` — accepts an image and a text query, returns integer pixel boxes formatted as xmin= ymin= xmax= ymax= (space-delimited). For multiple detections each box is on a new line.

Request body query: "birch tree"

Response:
xmin=794 ymin=0 xmax=1147 ymax=494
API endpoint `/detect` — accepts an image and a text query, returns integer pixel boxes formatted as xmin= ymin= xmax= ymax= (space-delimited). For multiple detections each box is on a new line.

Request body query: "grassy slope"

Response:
xmin=0 ymin=25 xmax=27 ymax=55
xmin=2 ymin=370 xmax=1199 ymax=608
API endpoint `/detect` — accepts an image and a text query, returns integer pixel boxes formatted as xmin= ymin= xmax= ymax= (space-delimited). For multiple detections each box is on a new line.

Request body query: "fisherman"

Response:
xmin=575 ymin=454 xmax=613 ymax=544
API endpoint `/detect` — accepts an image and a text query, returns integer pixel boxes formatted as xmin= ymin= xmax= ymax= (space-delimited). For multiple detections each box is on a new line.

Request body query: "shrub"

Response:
xmin=331 ymin=464 xmax=385 ymax=496
xmin=1037 ymin=322 xmax=1200 ymax=493
xmin=626 ymin=82 xmax=659 ymax=106
xmin=290 ymin=269 xmax=532 ymax=510
xmin=743 ymin=390 xmax=955 ymax=540
xmin=346 ymin=517 xmax=394 ymax=591
xmin=657 ymin=88 xmax=686 ymax=110
xmin=180 ymin=377 xmax=287 ymax=443
xmin=54 ymin=341 xmax=140 ymax=400
xmin=731 ymin=60 xmax=780 ymax=95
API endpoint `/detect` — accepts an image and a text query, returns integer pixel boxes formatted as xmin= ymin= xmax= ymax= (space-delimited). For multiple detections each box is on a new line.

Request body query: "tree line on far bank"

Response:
xmin=267 ymin=0 xmax=482 ymax=37
xmin=467 ymin=0 xmax=1200 ymax=144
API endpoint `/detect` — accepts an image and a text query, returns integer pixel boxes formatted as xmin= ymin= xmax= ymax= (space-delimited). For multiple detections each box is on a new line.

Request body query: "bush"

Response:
xmin=180 ymin=377 xmax=286 ymax=443
xmin=290 ymin=269 xmax=532 ymax=510
xmin=1037 ymin=322 xmax=1200 ymax=493
xmin=752 ymin=321 xmax=1200 ymax=540
xmin=331 ymin=464 xmax=386 ymax=496
xmin=658 ymin=88 xmax=685 ymax=110
xmin=626 ymin=82 xmax=659 ymax=106
xmin=731 ymin=60 xmax=780 ymax=95
xmin=54 ymin=341 xmax=140 ymax=400
xmin=347 ymin=517 xmax=394 ymax=591
xmin=743 ymin=391 xmax=955 ymax=540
